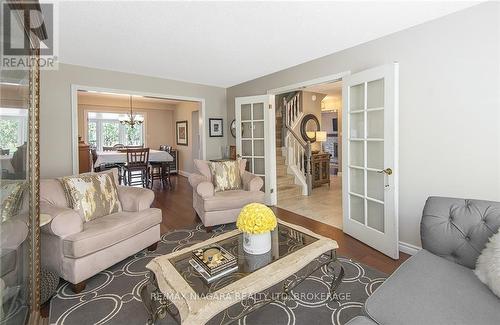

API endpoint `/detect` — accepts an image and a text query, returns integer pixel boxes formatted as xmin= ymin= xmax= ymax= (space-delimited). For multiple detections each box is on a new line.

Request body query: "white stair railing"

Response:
xmin=285 ymin=92 xmax=303 ymax=128
xmin=282 ymin=92 xmax=312 ymax=196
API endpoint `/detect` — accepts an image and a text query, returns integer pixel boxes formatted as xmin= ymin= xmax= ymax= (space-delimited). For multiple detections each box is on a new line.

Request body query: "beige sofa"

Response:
xmin=188 ymin=160 xmax=265 ymax=230
xmin=40 ymin=170 xmax=162 ymax=293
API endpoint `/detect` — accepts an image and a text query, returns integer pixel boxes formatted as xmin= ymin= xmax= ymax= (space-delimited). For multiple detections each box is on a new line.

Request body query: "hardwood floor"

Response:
xmin=151 ymin=175 xmax=410 ymax=275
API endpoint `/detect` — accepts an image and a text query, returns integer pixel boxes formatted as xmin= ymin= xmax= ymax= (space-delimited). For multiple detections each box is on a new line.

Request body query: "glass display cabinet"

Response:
xmin=1 ymin=0 xmax=42 ymax=323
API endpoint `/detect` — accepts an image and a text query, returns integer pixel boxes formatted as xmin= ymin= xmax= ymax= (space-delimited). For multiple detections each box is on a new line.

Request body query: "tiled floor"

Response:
xmin=277 ymin=175 xmax=343 ymax=229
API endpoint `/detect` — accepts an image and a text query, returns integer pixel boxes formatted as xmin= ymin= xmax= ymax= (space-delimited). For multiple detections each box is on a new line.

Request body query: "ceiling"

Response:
xmin=304 ymin=81 xmax=342 ymax=96
xmin=57 ymin=1 xmax=479 ymax=88
xmin=77 ymin=90 xmax=192 ymax=107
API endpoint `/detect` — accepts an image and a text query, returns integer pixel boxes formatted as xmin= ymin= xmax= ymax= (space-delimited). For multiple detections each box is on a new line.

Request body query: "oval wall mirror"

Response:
xmin=300 ymin=114 xmax=320 ymax=143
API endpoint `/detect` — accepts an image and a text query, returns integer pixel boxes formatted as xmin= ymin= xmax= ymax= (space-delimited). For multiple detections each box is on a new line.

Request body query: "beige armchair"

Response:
xmin=40 ymin=169 xmax=162 ymax=293
xmin=188 ymin=162 xmax=265 ymax=231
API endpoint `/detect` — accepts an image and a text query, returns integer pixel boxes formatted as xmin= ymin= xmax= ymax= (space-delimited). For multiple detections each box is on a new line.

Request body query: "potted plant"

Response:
xmin=237 ymin=203 xmax=277 ymax=254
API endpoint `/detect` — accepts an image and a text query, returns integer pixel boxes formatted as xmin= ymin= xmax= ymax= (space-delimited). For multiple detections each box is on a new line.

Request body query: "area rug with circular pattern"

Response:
xmin=49 ymin=223 xmax=386 ymax=325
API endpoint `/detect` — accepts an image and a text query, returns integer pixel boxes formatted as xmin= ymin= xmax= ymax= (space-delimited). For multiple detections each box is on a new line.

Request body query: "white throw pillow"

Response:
xmin=474 ymin=229 xmax=500 ymax=298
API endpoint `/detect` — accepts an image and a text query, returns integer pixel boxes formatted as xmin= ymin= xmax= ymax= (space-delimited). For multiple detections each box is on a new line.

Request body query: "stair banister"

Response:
xmin=282 ymin=93 xmax=312 ymax=196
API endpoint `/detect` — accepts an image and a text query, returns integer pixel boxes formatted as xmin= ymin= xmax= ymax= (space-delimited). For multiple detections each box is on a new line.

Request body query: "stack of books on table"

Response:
xmin=189 ymin=245 xmax=238 ymax=284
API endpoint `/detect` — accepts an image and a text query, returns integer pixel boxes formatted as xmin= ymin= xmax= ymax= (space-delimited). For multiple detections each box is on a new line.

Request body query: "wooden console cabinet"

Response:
xmin=78 ymin=137 xmax=91 ymax=173
xmin=310 ymin=153 xmax=331 ymax=188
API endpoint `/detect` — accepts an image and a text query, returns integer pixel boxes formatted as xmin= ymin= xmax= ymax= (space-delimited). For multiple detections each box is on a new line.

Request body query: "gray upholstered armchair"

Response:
xmin=188 ymin=160 xmax=265 ymax=231
xmin=347 ymin=197 xmax=500 ymax=325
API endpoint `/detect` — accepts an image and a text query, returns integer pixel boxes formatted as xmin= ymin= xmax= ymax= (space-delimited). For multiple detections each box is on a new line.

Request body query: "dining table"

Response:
xmin=94 ymin=149 xmax=174 ymax=187
xmin=93 ymin=149 xmax=173 ymax=167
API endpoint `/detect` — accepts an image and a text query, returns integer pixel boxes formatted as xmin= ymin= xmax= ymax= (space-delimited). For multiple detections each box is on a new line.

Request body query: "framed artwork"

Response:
xmin=176 ymin=121 xmax=188 ymax=146
xmin=209 ymin=118 xmax=224 ymax=137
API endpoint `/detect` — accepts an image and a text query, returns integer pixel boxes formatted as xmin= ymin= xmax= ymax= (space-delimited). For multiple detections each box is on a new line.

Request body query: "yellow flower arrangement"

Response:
xmin=237 ymin=203 xmax=277 ymax=234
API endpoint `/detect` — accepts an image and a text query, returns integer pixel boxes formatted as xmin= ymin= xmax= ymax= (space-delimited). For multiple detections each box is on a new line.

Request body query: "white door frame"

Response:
xmin=70 ymin=84 xmax=206 ymax=175
xmin=265 ymin=71 xmax=351 ymax=205
xmin=266 ymin=71 xmax=351 ymax=96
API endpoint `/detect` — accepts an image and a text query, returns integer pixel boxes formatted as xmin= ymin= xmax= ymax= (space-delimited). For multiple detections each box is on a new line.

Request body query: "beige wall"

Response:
xmin=226 ymin=3 xmax=500 ymax=248
xmin=321 ymin=93 xmax=343 ymax=171
xmin=40 ymin=63 xmax=227 ymax=178
xmin=77 ymin=94 xmax=176 ymax=150
xmin=173 ymin=101 xmax=200 ymax=174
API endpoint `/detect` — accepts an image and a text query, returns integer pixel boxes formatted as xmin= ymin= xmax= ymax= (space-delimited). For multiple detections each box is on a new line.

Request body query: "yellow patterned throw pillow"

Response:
xmin=0 ymin=181 xmax=26 ymax=222
xmin=208 ymin=160 xmax=242 ymax=192
xmin=61 ymin=173 xmax=122 ymax=222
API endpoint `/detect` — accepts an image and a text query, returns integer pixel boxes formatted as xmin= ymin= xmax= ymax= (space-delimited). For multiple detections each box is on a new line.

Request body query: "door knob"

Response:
xmin=378 ymin=168 xmax=393 ymax=175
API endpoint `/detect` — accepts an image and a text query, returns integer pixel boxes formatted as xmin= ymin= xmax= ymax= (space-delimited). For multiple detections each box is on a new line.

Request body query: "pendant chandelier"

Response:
xmin=119 ymin=95 xmax=144 ymax=128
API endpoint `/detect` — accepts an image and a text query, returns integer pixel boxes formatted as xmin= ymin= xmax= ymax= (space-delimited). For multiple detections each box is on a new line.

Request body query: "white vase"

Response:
xmin=243 ymin=231 xmax=271 ymax=255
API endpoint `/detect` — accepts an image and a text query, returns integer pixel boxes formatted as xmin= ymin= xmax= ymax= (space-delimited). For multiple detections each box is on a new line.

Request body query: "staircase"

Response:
xmin=276 ymin=94 xmax=303 ymax=202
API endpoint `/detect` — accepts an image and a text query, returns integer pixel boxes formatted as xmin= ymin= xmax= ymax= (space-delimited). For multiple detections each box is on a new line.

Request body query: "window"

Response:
xmin=0 ymin=108 xmax=28 ymax=153
xmin=87 ymin=112 xmax=145 ymax=150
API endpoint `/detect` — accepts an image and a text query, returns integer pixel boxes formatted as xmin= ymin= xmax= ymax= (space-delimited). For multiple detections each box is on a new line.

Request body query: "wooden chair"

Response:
xmin=123 ymin=148 xmax=150 ymax=187
xmin=91 ymin=148 xmax=125 ymax=184
xmin=149 ymin=162 xmax=171 ymax=189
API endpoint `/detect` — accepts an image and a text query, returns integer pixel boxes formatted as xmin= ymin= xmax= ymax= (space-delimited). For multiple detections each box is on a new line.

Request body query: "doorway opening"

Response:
xmin=274 ymin=80 xmax=344 ymax=229
xmin=70 ymin=86 xmax=205 ymax=178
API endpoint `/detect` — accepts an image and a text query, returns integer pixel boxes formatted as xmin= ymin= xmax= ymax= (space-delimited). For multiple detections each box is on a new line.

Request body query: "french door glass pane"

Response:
xmin=350 ymin=83 xmax=365 ymax=110
xmin=367 ymin=110 xmax=384 ymax=139
xmin=102 ymin=122 xmax=119 ymax=146
xmin=367 ymin=201 xmax=385 ymax=232
xmin=254 ymin=140 xmax=264 ymax=156
xmin=242 ymin=122 xmax=252 ymax=139
xmin=367 ymin=171 xmax=384 ymax=202
xmin=367 ymin=79 xmax=384 ymax=108
xmin=253 ymin=121 xmax=264 ymax=138
xmin=244 ymin=158 xmax=253 ymax=172
xmin=350 ymin=168 xmax=364 ymax=195
xmin=241 ymin=104 xmax=252 ymax=120
xmin=242 ymin=140 xmax=252 ymax=156
xmin=350 ymin=113 xmax=364 ymax=138
xmin=254 ymin=158 xmax=265 ymax=175
xmin=253 ymin=103 xmax=264 ymax=120
xmin=367 ymin=141 xmax=384 ymax=170
xmin=350 ymin=195 xmax=365 ymax=224
xmin=349 ymin=141 xmax=364 ymax=166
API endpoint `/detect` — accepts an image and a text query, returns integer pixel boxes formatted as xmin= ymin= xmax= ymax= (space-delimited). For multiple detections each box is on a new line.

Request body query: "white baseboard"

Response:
xmin=178 ymin=170 xmax=191 ymax=178
xmin=399 ymin=241 xmax=421 ymax=256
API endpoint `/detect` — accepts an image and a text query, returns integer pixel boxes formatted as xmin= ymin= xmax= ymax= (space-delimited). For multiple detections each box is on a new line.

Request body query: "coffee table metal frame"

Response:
xmin=141 ymin=249 xmax=344 ymax=325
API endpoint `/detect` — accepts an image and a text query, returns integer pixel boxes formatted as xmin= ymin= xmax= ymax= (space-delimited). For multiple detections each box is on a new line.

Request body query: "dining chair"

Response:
xmin=149 ymin=162 xmax=171 ymax=189
xmin=91 ymin=148 xmax=125 ymax=184
xmin=123 ymin=148 xmax=150 ymax=187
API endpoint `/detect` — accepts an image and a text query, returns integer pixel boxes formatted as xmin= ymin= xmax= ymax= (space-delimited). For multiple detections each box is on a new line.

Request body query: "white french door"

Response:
xmin=235 ymin=95 xmax=276 ymax=205
xmin=342 ymin=63 xmax=399 ymax=259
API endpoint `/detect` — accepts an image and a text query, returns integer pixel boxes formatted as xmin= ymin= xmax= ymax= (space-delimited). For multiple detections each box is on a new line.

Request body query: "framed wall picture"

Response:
xmin=209 ymin=118 xmax=224 ymax=137
xmin=176 ymin=120 xmax=188 ymax=146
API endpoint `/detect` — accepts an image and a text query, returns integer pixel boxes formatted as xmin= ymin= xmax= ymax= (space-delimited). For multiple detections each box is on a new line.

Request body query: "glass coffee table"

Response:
xmin=141 ymin=220 xmax=343 ymax=325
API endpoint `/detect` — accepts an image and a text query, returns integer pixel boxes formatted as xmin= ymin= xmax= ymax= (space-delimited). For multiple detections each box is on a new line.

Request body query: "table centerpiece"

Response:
xmin=236 ymin=203 xmax=277 ymax=254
